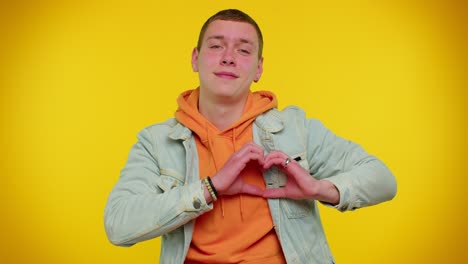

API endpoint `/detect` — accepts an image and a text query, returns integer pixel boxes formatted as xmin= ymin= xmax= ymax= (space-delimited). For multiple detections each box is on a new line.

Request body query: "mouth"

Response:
xmin=214 ymin=71 xmax=239 ymax=79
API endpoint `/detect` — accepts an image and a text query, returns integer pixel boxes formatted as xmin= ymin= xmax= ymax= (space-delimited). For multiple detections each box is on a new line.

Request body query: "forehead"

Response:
xmin=203 ymin=20 xmax=259 ymax=45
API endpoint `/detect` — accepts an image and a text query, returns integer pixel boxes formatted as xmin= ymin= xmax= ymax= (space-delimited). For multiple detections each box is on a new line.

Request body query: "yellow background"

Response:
xmin=1 ymin=0 xmax=466 ymax=263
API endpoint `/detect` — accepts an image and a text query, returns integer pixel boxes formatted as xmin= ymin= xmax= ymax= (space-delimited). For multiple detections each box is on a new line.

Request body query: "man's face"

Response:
xmin=192 ymin=20 xmax=263 ymax=103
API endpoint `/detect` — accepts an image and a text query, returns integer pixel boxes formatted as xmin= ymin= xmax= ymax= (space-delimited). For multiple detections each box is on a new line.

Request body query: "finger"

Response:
xmin=263 ymin=150 xmax=287 ymax=165
xmin=252 ymin=148 xmax=265 ymax=166
xmin=251 ymin=145 xmax=266 ymax=163
xmin=263 ymin=156 xmax=290 ymax=170
xmin=241 ymin=184 xmax=264 ymax=196
xmin=241 ymin=141 xmax=264 ymax=152
xmin=236 ymin=142 xmax=262 ymax=157
xmin=240 ymin=151 xmax=265 ymax=165
xmin=222 ymin=152 xmax=264 ymax=178
xmin=263 ymin=188 xmax=287 ymax=198
xmin=236 ymin=144 xmax=265 ymax=165
xmin=265 ymin=150 xmax=287 ymax=158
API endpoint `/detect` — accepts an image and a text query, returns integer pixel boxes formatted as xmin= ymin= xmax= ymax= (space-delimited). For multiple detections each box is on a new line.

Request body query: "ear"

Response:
xmin=254 ymin=57 xmax=264 ymax=83
xmin=191 ymin=47 xmax=199 ymax=72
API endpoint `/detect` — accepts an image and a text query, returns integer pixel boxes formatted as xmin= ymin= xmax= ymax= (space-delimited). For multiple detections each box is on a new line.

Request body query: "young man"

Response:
xmin=104 ymin=9 xmax=397 ymax=264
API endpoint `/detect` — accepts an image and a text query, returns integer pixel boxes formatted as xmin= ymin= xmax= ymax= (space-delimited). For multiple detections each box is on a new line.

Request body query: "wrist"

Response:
xmin=210 ymin=175 xmax=223 ymax=194
xmin=317 ymin=180 xmax=340 ymax=205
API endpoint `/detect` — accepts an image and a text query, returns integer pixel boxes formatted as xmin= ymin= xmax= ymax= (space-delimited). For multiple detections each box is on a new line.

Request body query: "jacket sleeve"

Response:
xmin=305 ymin=118 xmax=397 ymax=212
xmin=104 ymin=128 xmax=212 ymax=246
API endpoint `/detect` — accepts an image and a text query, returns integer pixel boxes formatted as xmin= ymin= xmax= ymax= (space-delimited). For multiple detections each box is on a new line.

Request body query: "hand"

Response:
xmin=262 ymin=150 xmax=340 ymax=204
xmin=210 ymin=141 xmax=265 ymax=197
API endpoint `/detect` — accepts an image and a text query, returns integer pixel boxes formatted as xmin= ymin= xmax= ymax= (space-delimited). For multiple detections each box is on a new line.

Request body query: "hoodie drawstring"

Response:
xmin=206 ymin=122 xmax=227 ymax=217
xmin=232 ymin=128 xmax=244 ymax=221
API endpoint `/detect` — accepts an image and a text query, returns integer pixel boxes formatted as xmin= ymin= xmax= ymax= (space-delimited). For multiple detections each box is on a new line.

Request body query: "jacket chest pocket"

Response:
xmin=280 ymin=199 xmax=314 ymax=218
xmin=156 ymin=168 xmax=185 ymax=191
xmin=280 ymin=152 xmax=315 ymax=218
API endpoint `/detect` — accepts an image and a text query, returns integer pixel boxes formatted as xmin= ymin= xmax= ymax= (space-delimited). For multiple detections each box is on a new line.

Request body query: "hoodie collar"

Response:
xmin=171 ymin=88 xmax=284 ymax=141
xmin=169 ymin=108 xmax=284 ymax=141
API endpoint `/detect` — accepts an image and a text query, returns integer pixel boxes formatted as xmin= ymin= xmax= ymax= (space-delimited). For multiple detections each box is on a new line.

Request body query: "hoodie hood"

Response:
xmin=175 ymin=88 xmax=277 ymax=151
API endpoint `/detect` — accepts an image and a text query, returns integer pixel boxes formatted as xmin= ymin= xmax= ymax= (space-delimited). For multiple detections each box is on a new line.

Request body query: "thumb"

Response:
xmin=241 ymin=184 xmax=264 ymax=196
xmin=263 ymin=188 xmax=287 ymax=198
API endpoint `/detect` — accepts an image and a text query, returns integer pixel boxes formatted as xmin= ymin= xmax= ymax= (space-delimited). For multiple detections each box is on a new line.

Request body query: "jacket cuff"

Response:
xmin=320 ymin=174 xmax=362 ymax=212
xmin=182 ymin=180 xmax=213 ymax=213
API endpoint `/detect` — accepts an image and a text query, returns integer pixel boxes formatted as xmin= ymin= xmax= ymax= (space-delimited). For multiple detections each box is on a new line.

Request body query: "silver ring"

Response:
xmin=284 ymin=157 xmax=291 ymax=167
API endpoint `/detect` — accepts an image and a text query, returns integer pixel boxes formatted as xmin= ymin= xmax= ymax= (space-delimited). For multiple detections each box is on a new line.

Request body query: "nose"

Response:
xmin=221 ymin=49 xmax=235 ymax=66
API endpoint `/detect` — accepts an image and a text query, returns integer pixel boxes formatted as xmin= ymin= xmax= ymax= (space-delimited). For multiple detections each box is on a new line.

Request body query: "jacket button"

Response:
xmin=193 ymin=198 xmax=201 ymax=209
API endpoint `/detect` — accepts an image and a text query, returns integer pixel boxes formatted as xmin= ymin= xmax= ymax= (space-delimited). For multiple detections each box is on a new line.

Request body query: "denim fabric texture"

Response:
xmin=104 ymin=106 xmax=397 ymax=264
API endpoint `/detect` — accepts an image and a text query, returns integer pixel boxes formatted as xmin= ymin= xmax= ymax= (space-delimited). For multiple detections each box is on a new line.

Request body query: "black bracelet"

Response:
xmin=206 ymin=176 xmax=218 ymax=198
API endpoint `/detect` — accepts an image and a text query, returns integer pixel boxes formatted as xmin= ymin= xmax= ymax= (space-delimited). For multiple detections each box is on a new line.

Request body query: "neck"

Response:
xmin=198 ymin=93 xmax=248 ymax=131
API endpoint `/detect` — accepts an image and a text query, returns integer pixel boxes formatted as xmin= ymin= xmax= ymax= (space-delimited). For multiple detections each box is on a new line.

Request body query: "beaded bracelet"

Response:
xmin=206 ymin=176 xmax=219 ymax=198
xmin=203 ymin=177 xmax=217 ymax=201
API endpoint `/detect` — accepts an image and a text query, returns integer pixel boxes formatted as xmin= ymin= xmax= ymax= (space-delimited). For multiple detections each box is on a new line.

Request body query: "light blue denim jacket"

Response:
xmin=104 ymin=106 xmax=397 ymax=264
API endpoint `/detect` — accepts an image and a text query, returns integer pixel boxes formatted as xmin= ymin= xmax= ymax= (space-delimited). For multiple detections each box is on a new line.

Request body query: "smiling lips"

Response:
xmin=214 ymin=71 xmax=239 ymax=79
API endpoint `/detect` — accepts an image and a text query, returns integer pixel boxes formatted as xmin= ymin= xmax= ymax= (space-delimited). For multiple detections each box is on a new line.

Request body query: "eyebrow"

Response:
xmin=206 ymin=35 xmax=254 ymax=45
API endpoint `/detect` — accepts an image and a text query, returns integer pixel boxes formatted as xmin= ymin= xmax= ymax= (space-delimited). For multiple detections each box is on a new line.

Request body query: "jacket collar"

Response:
xmin=254 ymin=108 xmax=284 ymax=133
xmin=168 ymin=123 xmax=193 ymax=140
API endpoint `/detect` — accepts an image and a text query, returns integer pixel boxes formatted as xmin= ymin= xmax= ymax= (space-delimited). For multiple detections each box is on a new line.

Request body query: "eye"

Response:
xmin=210 ymin=45 xmax=222 ymax=49
xmin=239 ymin=49 xmax=251 ymax=55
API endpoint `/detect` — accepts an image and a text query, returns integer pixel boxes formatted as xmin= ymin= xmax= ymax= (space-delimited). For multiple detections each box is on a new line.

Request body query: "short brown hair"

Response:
xmin=196 ymin=9 xmax=263 ymax=59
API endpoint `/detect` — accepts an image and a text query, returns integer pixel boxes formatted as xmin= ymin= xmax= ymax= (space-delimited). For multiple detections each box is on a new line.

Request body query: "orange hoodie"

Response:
xmin=175 ymin=88 xmax=286 ymax=264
